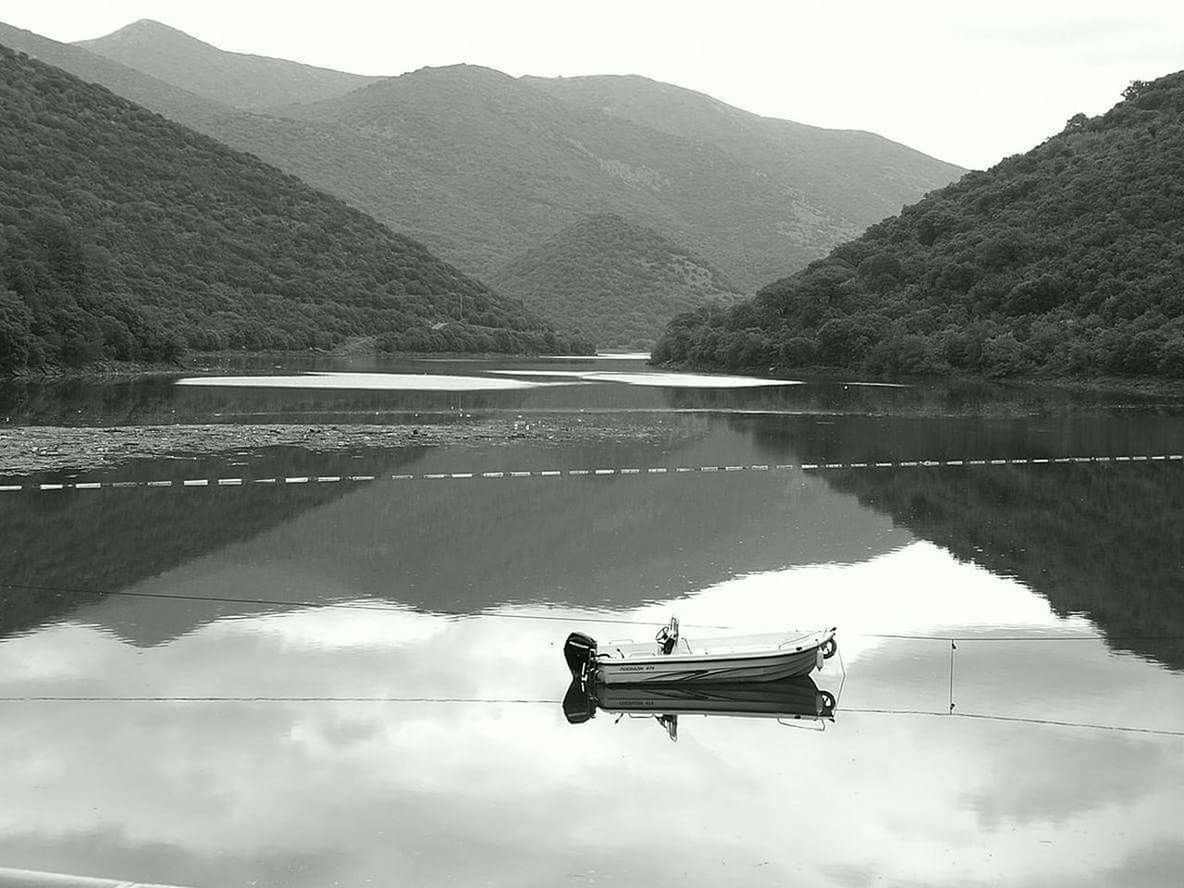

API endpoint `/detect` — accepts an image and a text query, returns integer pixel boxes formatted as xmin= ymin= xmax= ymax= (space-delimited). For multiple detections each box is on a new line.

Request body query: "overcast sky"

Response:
xmin=2 ymin=0 xmax=1183 ymax=169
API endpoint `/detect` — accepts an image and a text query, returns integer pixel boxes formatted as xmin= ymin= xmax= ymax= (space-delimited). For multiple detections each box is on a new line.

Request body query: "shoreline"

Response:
xmin=6 ymin=352 xmax=1183 ymax=398
xmin=0 ymin=415 xmax=697 ymax=476
xmin=652 ymin=360 xmax=1184 ymax=399
xmin=2 ymin=349 xmax=638 ymax=383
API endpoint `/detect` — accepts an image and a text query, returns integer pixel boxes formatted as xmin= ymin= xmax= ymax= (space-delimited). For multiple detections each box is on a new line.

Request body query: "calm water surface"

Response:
xmin=1 ymin=356 xmax=1182 ymax=886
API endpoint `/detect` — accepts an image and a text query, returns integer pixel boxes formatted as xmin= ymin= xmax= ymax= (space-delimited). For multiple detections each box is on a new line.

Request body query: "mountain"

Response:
xmin=264 ymin=62 xmax=848 ymax=286
xmin=0 ymin=19 xmax=230 ymax=121
xmin=75 ymin=18 xmax=379 ymax=111
xmin=57 ymin=21 xmax=964 ymax=292
xmin=525 ymin=74 xmax=964 ymax=251
xmin=490 ymin=213 xmax=741 ymax=348
xmin=654 ymin=74 xmax=1184 ymax=382
xmin=0 ymin=45 xmax=588 ymax=373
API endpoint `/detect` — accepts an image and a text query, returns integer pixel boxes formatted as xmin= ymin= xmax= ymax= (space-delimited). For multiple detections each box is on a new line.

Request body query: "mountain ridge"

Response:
xmin=524 ymin=73 xmax=964 ymax=230
xmin=654 ymin=71 xmax=1184 ymax=382
xmin=75 ymin=18 xmax=379 ymax=110
xmin=0 ymin=19 xmax=232 ymax=120
xmin=490 ymin=213 xmax=742 ymax=348
xmin=0 ymin=43 xmax=587 ymax=373
xmin=67 ymin=19 xmax=964 ymax=291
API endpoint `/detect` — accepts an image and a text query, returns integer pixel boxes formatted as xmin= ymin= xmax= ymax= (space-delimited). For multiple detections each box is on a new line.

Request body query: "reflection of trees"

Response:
xmin=726 ymin=411 xmax=1184 ymax=670
xmin=0 ymin=452 xmax=378 ymax=639
xmin=1 ymin=446 xmax=910 ymax=643
xmin=817 ymin=464 xmax=1184 ymax=672
xmin=658 ymin=379 xmax=1175 ymax=416
xmin=728 ymin=409 xmax=1184 ymax=466
xmin=241 ymin=471 xmax=910 ymax=615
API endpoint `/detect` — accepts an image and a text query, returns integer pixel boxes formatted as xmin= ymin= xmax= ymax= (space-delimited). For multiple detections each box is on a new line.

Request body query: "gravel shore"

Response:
xmin=0 ymin=415 xmax=697 ymax=475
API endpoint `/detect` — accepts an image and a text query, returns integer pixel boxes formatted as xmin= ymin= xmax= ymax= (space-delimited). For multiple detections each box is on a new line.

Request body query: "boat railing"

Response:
xmin=776 ymin=716 xmax=829 ymax=731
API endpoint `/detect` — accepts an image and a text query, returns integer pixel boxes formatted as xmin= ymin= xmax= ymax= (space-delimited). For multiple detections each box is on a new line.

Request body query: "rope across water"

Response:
xmin=1 ymin=452 xmax=1181 ymax=492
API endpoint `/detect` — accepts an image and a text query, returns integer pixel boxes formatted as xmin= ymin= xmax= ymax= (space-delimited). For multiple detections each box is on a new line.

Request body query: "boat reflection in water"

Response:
xmin=563 ymin=676 xmax=837 ymax=741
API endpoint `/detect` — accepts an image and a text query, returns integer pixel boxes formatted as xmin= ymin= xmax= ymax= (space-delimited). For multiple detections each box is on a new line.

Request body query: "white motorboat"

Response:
xmin=563 ymin=617 xmax=838 ymax=686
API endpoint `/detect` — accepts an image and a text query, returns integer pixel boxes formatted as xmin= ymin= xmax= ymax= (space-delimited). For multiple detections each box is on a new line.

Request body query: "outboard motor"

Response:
xmin=816 ymin=690 xmax=837 ymax=719
xmin=562 ymin=678 xmax=597 ymax=725
xmin=564 ymin=632 xmax=598 ymax=683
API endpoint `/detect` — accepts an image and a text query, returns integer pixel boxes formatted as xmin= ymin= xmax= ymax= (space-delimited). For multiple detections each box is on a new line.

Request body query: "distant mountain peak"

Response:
xmin=87 ymin=18 xmax=208 ymax=46
xmin=414 ymin=62 xmax=510 ymax=77
xmin=23 ymin=16 xmax=963 ymax=294
xmin=76 ymin=19 xmax=378 ymax=111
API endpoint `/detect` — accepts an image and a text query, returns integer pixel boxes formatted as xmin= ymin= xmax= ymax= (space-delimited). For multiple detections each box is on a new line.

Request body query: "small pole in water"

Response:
xmin=948 ymin=640 xmax=957 ymax=712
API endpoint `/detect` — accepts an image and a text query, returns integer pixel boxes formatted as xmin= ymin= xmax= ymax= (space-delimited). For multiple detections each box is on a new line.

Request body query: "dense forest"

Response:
xmin=0 ymin=45 xmax=589 ymax=374
xmin=491 ymin=214 xmax=741 ymax=349
xmin=655 ymin=73 xmax=1184 ymax=381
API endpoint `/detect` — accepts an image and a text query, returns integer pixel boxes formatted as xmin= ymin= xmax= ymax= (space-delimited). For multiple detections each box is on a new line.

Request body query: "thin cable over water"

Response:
xmin=3 ymin=582 xmax=1184 ymax=640
xmin=844 ymin=708 xmax=1184 ymax=738
xmin=0 ymin=695 xmax=1179 ymax=738
xmin=0 ymin=582 xmax=733 ymax=629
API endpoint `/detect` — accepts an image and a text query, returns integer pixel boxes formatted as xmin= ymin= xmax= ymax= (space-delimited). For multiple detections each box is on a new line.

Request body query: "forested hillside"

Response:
xmin=77 ymin=19 xmax=378 ymax=110
xmin=272 ymin=62 xmax=866 ymax=286
xmin=0 ymin=45 xmax=588 ymax=373
xmin=0 ymin=20 xmax=228 ymax=120
xmin=654 ymin=74 xmax=1184 ymax=381
xmin=37 ymin=20 xmax=963 ymax=291
xmin=491 ymin=214 xmax=741 ymax=348
xmin=525 ymin=74 xmax=964 ymax=249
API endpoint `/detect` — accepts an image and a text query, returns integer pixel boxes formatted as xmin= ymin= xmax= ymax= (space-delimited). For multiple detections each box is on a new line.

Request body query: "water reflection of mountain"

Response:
xmin=733 ymin=409 xmax=1184 ymax=466
xmin=825 ymin=465 xmax=1184 ymax=671
xmin=0 ymin=447 xmax=445 ymax=640
xmin=731 ymin=415 xmax=1184 ymax=671
xmin=247 ymin=469 xmax=909 ymax=612
xmin=36 ymin=442 xmax=912 ymax=646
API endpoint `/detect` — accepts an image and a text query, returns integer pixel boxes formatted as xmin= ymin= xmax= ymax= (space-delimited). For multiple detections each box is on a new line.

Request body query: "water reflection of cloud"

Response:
xmin=616 ymin=541 xmax=1095 ymax=662
xmin=1103 ymin=841 xmax=1184 ymax=888
xmin=965 ymin=730 xmax=1170 ymax=829
xmin=243 ymin=602 xmax=450 ymax=649
xmin=175 ymin=372 xmax=577 ymax=391
xmin=490 ymin=369 xmax=803 ymax=387
xmin=1 ymin=546 xmax=1182 ymax=884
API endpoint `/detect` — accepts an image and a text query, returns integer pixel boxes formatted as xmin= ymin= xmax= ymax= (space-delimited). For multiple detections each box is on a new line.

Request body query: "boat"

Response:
xmin=563 ymin=616 xmax=838 ymax=686
xmin=562 ymin=675 xmax=837 ymax=740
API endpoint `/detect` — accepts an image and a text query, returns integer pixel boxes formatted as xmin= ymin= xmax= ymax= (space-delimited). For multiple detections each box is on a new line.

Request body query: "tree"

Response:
xmin=0 ymin=289 xmax=35 ymax=373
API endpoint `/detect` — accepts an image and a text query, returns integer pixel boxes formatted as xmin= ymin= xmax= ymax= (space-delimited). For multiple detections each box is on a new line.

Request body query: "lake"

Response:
xmin=1 ymin=355 xmax=1183 ymax=887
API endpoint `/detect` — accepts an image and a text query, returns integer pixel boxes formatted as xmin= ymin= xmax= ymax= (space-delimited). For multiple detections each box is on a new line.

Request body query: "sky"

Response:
xmin=0 ymin=1 xmax=1183 ymax=169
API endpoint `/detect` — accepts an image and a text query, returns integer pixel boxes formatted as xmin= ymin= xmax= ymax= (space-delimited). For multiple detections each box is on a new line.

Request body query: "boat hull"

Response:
xmin=597 ymin=677 xmax=834 ymax=720
xmin=594 ymin=630 xmax=834 ymax=685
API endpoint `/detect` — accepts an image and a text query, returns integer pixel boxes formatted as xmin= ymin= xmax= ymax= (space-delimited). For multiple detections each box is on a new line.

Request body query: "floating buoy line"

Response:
xmin=0 ymin=452 xmax=1180 ymax=492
